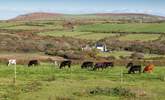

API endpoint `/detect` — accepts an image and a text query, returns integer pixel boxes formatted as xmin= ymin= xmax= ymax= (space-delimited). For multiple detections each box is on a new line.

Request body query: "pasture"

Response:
xmin=97 ymin=51 xmax=165 ymax=59
xmin=38 ymin=31 xmax=117 ymax=40
xmin=0 ymin=63 xmax=165 ymax=100
xmin=76 ymin=23 xmax=165 ymax=33
xmin=118 ymin=34 xmax=160 ymax=41
xmin=1 ymin=18 xmax=165 ymax=100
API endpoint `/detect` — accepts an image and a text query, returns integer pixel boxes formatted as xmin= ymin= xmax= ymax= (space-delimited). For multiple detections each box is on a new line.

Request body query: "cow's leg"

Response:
xmin=128 ymin=69 xmax=131 ymax=74
xmin=59 ymin=65 xmax=62 ymax=69
xmin=68 ymin=64 xmax=71 ymax=68
xmin=7 ymin=62 xmax=10 ymax=66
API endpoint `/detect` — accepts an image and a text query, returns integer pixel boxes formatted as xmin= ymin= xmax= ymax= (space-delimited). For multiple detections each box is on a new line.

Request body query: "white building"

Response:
xmin=96 ymin=44 xmax=108 ymax=52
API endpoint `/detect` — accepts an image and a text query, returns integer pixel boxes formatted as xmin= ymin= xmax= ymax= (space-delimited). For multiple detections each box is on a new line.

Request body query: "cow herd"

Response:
xmin=7 ymin=59 xmax=154 ymax=74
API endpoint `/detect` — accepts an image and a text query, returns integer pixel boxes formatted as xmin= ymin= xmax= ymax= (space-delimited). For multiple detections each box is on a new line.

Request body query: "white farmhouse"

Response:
xmin=95 ymin=44 xmax=108 ymax=52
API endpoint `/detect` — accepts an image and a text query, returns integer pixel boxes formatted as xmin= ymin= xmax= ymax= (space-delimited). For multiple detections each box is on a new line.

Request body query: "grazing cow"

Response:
xmin=103 ymin=62 xmax=114 ymax=68
xmin=59 ymin=60 xmax=71 ymax=69
xmin=28 ymin=60 xmax=39 ymax=67
xmin=8 ymin=59 xmax=16 ymax=66
xmin=126 ymin=62 xmax=142 ymax=74
xmin=93 ymin=62 xmax=114 ymax=70
xmin=143 ymin=64 xmax=154 ymax=73
xmin=81 ymin=61 xmax=94 ymax=69
xmin=93 ymin=62 xmax=106 ymax=70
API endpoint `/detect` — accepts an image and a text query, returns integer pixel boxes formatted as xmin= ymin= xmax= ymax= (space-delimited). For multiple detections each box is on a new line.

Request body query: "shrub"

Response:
xmin=130 ymin=52 xmax=144 ymax=59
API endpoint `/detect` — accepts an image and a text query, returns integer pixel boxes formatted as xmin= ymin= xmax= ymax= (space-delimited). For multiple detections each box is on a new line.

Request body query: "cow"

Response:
xmin=93 ymin=62 xmax=106 ymax=70
xmin=81 ymin=61 xmax=94 ymax=69
xmin=126 ymin=62 xmax=142 ymax=74
xmin=59 ymin=60 xmax=71 ymax=69
xmin=8 ymin=59 xmax=16 ymax=66
xmin=28 ymin=60 xmax=39 ymax=67
xmin=93 ymin=62 xmax=114 ymax=70
xmin=103 ymin=62 xmax=114 ymax=68
xmin=143 ymin=64 xmax=154 ymax=73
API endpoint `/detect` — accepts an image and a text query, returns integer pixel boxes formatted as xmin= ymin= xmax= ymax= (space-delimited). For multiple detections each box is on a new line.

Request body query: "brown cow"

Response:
xmin=143 ymin=64 xmax=154 ymax=73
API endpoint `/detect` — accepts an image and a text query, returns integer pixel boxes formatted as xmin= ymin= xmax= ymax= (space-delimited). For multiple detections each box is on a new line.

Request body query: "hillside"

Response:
xmin=10 ymin=12 xmax=64 ymax=21
xmin=10 ymin=12 xmax=165 ymax=22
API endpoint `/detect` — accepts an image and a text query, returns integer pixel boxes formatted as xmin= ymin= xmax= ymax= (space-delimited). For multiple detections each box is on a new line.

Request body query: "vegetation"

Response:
xmin=119 ymin=34 xmax=160 ymax=41
xmin=1 ymin=13 xmax=165 ymax=100
xmin=38 ymin=31 xmax=117 ymax=40
xmin=0 ymin=64 xmax=165 ymax=100
xmin=76 ymin=23 xmax=165 ymax=33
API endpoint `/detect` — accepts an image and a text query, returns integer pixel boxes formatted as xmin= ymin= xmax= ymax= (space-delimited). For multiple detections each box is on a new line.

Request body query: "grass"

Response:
xmin=0 ymin=63 xmax=165 ymax=100
xmin=97 ymin=51 xmax=132 ymax=59
xmin=76 ymin=32 xmax=117 ymax=40
xmin=1 ymin=21 xmax=165 ymax=41
xmin=119 ymin=34 xmax=160 ymax=41
xmin=76 ymin=23 xmax=165 ymax=33
xmin=98 ymin=51 xmax=165 ymax=59
xmin=0 ymin=21 xmax=63 ymax=30
xmin=38 ymin=31 xmax=117 ymax=40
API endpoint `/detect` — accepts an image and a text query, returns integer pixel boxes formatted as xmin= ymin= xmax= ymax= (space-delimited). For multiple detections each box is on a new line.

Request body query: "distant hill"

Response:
xmin=94 ymin=13 xmax=162 ymax=17
xmin=10 ymin=12 xmax=165 ymax=22
xmin=10 ymin=12 xmax=64 ymax=21
xmin=93 ymin=13 xmax=165 ymax=22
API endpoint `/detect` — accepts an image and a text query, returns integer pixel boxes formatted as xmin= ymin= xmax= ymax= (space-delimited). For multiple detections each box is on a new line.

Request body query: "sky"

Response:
xmin=0 ymin=0 xmax=165 ymax=20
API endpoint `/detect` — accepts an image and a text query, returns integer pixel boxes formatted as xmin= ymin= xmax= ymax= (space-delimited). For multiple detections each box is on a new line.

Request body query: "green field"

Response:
xmin=76 ymin=23 xmax=165 ymax=33
xmin=98 ymin=51 xmax=165 ymax=59
xmin=0 ymin=63 xmax=165 ymax=100
xmin=1 ymin=21 xmax=165 ymax=41
xmin=119 ymin=34 xmax=160 ymax=41
xmin=0 ymin=21 xmax=63 ymax=30
xmin=38 ymin=31 xmax=117 ymax=40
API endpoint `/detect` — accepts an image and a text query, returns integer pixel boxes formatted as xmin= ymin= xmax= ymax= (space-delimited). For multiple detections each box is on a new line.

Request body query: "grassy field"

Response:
xmin=98 ymin=51 xmax=165 ymax=59
xmin=0 ymin=21 xmax=63 ymax=30
xmin=38 ymin=31 xmax=117 ymax=40
xmin=0 ymin=63 xmax=165 ymax=100
xmin=119 ymin=34 xmax=160 ymax=41
xmin=76 ymin=23 xmax=165 ymax=33
xmin=1 ymin=21 xmax=165 ymax=41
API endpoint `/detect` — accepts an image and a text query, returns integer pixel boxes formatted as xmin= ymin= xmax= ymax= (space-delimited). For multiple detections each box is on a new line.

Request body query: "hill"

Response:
xmin=10 ymin=12 xmax=64 ymax=21
xmin=10 ymin=12 xmax=165 ymax=22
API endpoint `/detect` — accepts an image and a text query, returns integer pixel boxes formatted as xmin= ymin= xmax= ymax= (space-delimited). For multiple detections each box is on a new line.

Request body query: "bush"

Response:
xmin=130 ymin=52 xmax=144 ymax=59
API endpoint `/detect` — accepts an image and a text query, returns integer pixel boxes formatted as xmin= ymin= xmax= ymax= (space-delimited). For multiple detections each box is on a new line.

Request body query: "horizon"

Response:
xmin=0 ymin=0 xmax=165 ymax=20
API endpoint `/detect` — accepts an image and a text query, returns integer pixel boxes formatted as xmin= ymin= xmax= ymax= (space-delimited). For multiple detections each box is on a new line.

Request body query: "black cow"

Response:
xmin=126 ymin=62 xmax=142 ymax=74
xmin=103 ymin=62 xmax=114 ymax=68
xmin=93 ymin=62 xmax=106 ymax=70
xmin=93 ymin=62 xmax=114 ymax=70
xmin=28 ymin=60 xmax=39 ymax=67
xmin=60 ymin=60 xmax=71 ymax=69
xmin=81 ymin=61 xmax=94 ymax=69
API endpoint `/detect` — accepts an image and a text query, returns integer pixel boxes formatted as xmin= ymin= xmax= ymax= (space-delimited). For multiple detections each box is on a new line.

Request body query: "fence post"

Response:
xmin=13 ymin=65 xmax=16 ymax=85
xmin=120 ymin=66 xmax=123 ymax=84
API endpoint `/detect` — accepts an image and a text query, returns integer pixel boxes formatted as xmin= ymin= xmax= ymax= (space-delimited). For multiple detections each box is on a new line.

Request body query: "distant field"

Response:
xmin=0 ymin=64 xmax=165 ymax=100
xmin=119 ymin=34 xmax=160 ymax=41
xmin=1 ymin=21 xmax=165 ymax=41
xmin=0 ymin=21 xmax=63 ymax=30
xmin=38 ymin=31 xmax=117 ymax=40
xmin=98 ymin=51 xmax=165 ymax=59
xmin=76 ymin=23 xmax=165 ymax=33
xmin=98 ymin=51 xmax=132 ymax=59
xmin=2 ymin=24 xmax=62 ymax=30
